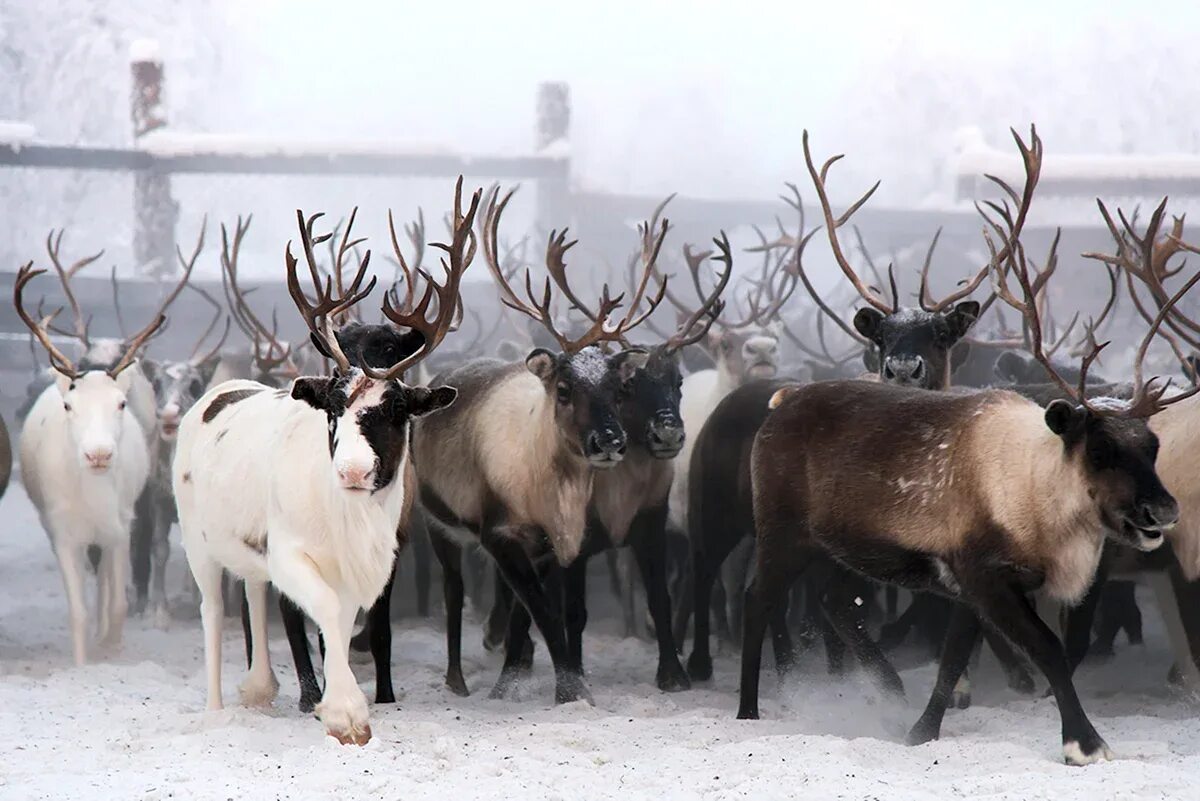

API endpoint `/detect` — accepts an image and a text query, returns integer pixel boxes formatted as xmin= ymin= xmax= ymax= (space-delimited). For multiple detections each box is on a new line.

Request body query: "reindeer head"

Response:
xmin=479 ymin=187 xmax=675 ymax=470
xmin=286 ymin=181 xmax=475 ymax=493
xmin=855 ymin=303 xmax=979 ymax=389
xmin=987 ymin=153 xmax=1200 ymax=553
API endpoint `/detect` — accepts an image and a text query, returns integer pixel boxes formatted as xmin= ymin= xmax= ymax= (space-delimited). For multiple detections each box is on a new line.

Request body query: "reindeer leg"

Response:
xmin=428 ymin=523 xmax=468 ymax=696
xmin=816 ymin=560 xmax=904 ymax=696
xmin=366 ymin=561 xmax=397 ymax=704
xmin=687 ymin=527 xmax=744 ymax=682
xmin=239 ymin=579 xmax=279 ymax=707
xmin=969 ymin=577 xmax=1111 ymax=765
xmin=279 ymin=593 xmax=322 ymax=713
xmin=56 ymin=542 xmax=89 ymax=667
xmin=737 ymin=540 xmax=810 ymax=720
xmin=483 ymin=525 xmax=585 ymax=705
xmin=907 ymin=602 xmax=981 ymax=745
xmin=629 ymin=506 xmax=689 ymax=692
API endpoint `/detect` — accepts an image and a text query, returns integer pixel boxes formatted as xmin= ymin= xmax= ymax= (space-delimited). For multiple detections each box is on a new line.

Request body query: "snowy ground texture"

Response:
xmin=3 ymin=482 xmax=1200 ymax=801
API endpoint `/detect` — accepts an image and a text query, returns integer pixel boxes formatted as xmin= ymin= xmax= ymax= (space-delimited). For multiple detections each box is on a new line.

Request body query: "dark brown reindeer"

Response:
xmin=415 ymin=186 xmax=659 ymax=703
xmin=740 ymin=133 xmax=1197 ymax=765
xmin=681 ymin=130 xmax=1034 ymax=686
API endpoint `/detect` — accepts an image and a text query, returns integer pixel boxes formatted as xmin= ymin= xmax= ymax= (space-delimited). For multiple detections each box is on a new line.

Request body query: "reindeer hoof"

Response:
xmin=330 ymin=723 xmax=372 ymax=746
xmin=657 ymin=661 xmax=691 ymax=693
xmin=1063 ymin=737 xmax=1113 ymax=766
xmin=950 ymin=689 xmax=971 ymax=709
xmin=686 ymin=652 xmax=713 ymax=683
xmin=905 ymin=720 xmax=940 ymax=746
xmin=446 ymin=672 xmax=470 ymax=698
xmin=554 ymin=672 xmax=593 ymax=705
xmin=239 ymin=673 xmax=280 ymax=708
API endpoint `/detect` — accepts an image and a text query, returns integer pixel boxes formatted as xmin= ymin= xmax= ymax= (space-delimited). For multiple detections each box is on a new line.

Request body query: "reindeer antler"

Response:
xmin=371 ymin=177 xmax=481 ymax=380
xmin=480 ymin=185 xmax=635 ymax=355
xmin=14 ymin=263 xmax=80 ymax=378
xmin=44 ymin=229 xmax=104 ymax=345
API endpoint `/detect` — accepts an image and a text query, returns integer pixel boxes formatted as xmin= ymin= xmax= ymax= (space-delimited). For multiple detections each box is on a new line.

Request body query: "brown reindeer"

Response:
xmin=415 ymin=186 xmax=665 ymax=703
xmin=741 ymin=138 xmax=1198 ymax=763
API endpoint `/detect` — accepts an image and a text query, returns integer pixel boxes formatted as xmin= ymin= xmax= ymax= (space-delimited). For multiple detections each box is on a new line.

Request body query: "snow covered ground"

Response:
xmin=2 ymin=480 xmax=1200 ymax=801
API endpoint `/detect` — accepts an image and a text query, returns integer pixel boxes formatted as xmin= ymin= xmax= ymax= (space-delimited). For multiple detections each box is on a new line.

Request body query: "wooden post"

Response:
xmin=535 ymin=81 xmax=570 ymax=230
xmin=130 ymin=39 xmax=177 ymax=280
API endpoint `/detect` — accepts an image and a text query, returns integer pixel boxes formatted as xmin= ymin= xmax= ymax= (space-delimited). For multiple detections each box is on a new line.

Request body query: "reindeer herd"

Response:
xmin=7 ymin=126 xmax=1200 ymax=766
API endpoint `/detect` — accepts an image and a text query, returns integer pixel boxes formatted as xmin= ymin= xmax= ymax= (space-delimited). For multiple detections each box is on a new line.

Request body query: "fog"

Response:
xmin=4 ymin=0 xmax=1200 ymax=279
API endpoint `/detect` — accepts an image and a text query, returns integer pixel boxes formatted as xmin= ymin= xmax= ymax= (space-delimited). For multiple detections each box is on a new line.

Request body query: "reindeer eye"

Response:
xmin=118 ymin=400 xmax=127 ymax=411
xmin=63 ymin=402 xmax=72 ymax=412
xmin=556 ymin=383 xmax=571 ymax=405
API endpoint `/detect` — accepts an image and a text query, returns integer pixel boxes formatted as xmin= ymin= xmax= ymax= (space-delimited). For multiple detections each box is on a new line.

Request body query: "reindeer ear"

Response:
xmin=610 ymin=348 xmax=649 ymax=383
xmin=1044 ymin=399 xmax=1085 ymax=438
xmin=526 ymin=348 xmax=557 ymax=381
xmin=496 ymin=340 xmax=525 ymax=362
xmin=946 ymin=301 xmax=980 ymax=341
xmin=291 ymin=377 xmax=333 ymax=410
xmin=853 ymin=308 xmax=885 ymax=343
xmin=196 ymin=355 xmax=221 ymax=386
xmin=405 ymin=385 xmax=457 ymax=418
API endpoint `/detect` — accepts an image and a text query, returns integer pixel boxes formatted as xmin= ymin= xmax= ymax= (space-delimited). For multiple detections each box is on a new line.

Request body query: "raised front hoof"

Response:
xmin=349 ymin=628 xmax=371 ymax=654
xmin=686 ymin=652 xmax=714 ymax=683
xmin=445 ymin=672 xmax=470 ymax=698
xmin=554 ymin=673 xmax=593 ymax=706
xmin=482 ymin=631 xmax=505 ymax=653
xmin=316 ymin=694 xmax=371 ymax=746
xmin=657 ymin=661 xmax=692 ymax=693
xmin=238 ymin=673 xmax=280 ymax=708
xmin=329 ymin=723 xmax=372 ymax=746
xmin=950 ymin=690 xmax=971 ymax=710
xmin=1063 ymin=737 xmax=1114 ymax=766
xmin=905 ymin=720 xmax=940 ymax=747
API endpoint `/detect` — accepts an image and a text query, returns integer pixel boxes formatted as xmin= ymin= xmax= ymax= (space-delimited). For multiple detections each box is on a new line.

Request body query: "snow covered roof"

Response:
xmin=0 ymin=121 xmax=36 ymax=149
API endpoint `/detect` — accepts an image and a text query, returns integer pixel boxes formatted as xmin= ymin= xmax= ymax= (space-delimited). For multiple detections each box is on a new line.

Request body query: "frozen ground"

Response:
xmin=2 ymin=481 xmax=1199 ymax=801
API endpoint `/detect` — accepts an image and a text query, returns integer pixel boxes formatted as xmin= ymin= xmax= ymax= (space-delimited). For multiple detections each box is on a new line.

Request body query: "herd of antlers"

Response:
xmin=9 ymin=147 xmax=1200 ymax=405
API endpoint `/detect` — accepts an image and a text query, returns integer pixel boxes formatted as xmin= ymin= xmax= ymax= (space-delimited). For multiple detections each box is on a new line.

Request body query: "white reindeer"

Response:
xmin=15 ymin=264 xmax=163 ymax=666
xmin=173 ymin=190 xmax=475 ymax=745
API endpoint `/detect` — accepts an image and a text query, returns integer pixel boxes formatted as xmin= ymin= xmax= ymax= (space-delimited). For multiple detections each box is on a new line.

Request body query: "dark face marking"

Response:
xmin=623 ymin=346 xmax=685 ymax=459
xmin=1044 ymin=400 xmax=1179 ymax=551
xmin=526 ymin=345 xmax=642 ymax=468
xmin=202 ymin=388 xmax=263 ymax=423
xmin=328 ymin=322 xmax=424 ymax=372
xmin=855 ymin=301 xmax=979 ymax=390
xmin=292 ymin=372 xmax=456 ymax=492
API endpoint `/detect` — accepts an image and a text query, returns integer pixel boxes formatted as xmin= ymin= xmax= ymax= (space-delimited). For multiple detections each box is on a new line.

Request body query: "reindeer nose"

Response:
xmin=85 ymin=449 xmax=114 ymax=470
xmin=1140 ymin=498 xmax=1180 ymax=530
xmin=337 ymin=463 xmax=375 ymax=489
xmin=648 ymin=419 xmax=685 ymax=455
xmin=586 ymin=429 xmax=626 ymax=464
xmin=884 ymin=357 xmax=925 ymax=385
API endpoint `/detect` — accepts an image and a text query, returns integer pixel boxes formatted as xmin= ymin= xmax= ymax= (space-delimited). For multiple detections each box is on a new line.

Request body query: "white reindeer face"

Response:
xmin=55 ymin=370 xmax=135 ymax=473
xmin=292 ymin=370 xmax=457 ymax=493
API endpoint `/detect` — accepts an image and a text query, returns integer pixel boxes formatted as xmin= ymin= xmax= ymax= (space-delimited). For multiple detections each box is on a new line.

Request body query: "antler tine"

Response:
xmin=14 ymin=263 xmax=79 ymax=377
xmin=185 ymin=283 xmax=232 ymax=364
xmin=788 ymin=226 xmax=869 ymax=346
xmin=107 ymin=312 xmax=165 ymax=378
xmin=542 ymin=227 xmax=601 ymax=322
xmin=664 ymin=233 xmax=731 ymax=353
xmin=616 ymin=217 xmax=670 ymax=333
xmin=372 ymin=176 xmax=482 ymax=380
xmin=916 ymin=228 xmax=943 ymax=311
xmin=1125 ymin=268 xmax=1200 ymax=416
xmin=801 ymin=130 xmax=890 ymax=313
xmin=140 ymin=215 xmax=208 ymax=334
xmin=45 ymin=228 xmax=103 ymax=345
xmin=991 ymin=231 xmax=1100 ymax=408
xmin=958 ymin=127 xmax=1045 ymax=314
xmin=387 ymin=207 xmax=424 ymax=307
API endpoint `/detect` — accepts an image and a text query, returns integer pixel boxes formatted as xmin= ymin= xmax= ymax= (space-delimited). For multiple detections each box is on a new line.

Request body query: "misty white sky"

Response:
xmin=6 ymin=0 xmax=1200 ymax=281
xmin=206 ymin=0 xmax=1200 ymax=202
